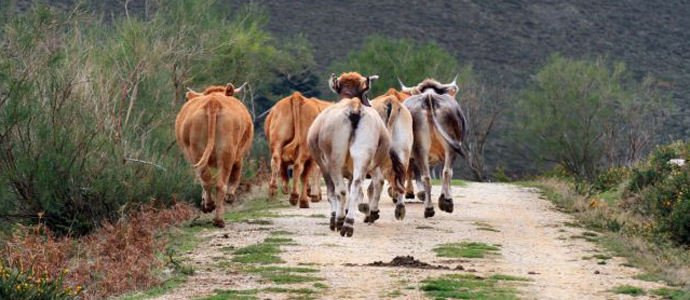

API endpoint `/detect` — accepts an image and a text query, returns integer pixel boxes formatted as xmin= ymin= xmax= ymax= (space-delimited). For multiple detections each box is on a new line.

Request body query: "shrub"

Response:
xmin=0 ymin=2 xmax=311 ymax=235
xmin=624 ymin=141 xmax=690 ymax=244
xmin=514 ymin=55 xmax=671 ymax=181
xmin=1 ymin=203 xmax=195 ymax=300
xmin=0 ymin=256 xmax=79 ymax=300
xmin=329 ymin=36 xmax=460 ymax=96
xmin=593 ymin=166 xmax=630 ymax=192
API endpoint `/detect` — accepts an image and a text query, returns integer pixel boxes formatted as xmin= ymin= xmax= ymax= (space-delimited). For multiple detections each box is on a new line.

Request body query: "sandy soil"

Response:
xmin=152 ymin=182 xmax=667 ymax=300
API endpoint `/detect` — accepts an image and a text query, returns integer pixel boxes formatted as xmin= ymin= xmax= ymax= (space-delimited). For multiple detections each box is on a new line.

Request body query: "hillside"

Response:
xmin=12 ymin=0 xmax=690 ymax=177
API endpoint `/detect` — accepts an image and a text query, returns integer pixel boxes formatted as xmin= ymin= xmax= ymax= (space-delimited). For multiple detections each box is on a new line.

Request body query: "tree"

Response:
xmin=514 ymin=55 xmax=671 ymax=181
xmin=329 ymin=36 xmax=459 ymax=95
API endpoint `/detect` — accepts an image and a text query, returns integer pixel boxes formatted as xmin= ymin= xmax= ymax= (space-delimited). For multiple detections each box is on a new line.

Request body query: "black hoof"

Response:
xmin=212 ymin=219 xmax=225 ymax=228
xmin=358 ymin=203 xmax=370 ymax=214
xmin=201 ymin=201 xmax=215 ymax=213
xmin=395 ymin=205 xmax=406 ymax=220
xmin=405 ymin=192 xmax=415 ymax=199
xmin=424 ymin=207 xmax=435 ymax=218
xmin=330 ymin=212 xmax=336 ymax=231
xmin=365 ymin=210 xmax=380 ymax=223
xmin=335 ymin=216 xmax=345 ymax=231
xmin=340 ymin=218 xmax=354 ymax=237
xmin=417 ymin=192 xmax=426 ymax=201
xmin=224 ymin=193 xmax=236 ymax=204
xmin=439 ymin=195 xmax=454 ymax=213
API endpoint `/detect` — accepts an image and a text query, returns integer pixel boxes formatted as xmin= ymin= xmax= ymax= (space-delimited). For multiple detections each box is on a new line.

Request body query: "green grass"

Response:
xmin=313 ymin=282 xmax=329 ymax=289
xmin=488 ymin=274 xmax=531 ymax=282
xmin=420 ymin=274 xmax=522 ymax=300
xmin=224 ymin=196 xmax=289 ymax=223
xmin=270 ymin=230 xmax=294 ymax=236
xmin=241 ymin=266 xmax=323 ymax=285
xmin=650 ymin=287 xmax=690 ymax=300
xmin=192 ymin=289 xmax=259 ymax=300
xmin=308 ymin=213 xmax=328 ymax=218
xmin=477 ymin=227 xmax=501 ymax=232
xmin=232 ymin=236 xmax=297 ymax=264
xmin=434 ymin=242 xmax=500 ymax=259
xmin=431 ymin=179 xmax=468 ymax=187
xmin=610 ymin=285 xmax=645 ymax=296
xmin=417 ymin=225 xmax=435 ymax=230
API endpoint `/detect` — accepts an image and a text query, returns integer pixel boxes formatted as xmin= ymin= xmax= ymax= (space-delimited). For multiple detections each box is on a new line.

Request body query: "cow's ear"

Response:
xmin=328 ymin=73 xmax=339 ymax=94
xmin=225 ymin=83 xmax=235 ymax=97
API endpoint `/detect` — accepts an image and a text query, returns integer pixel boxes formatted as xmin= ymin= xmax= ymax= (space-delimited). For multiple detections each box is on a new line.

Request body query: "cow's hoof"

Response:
xmin=358 ymin=203 xmax=370 ymax=214
xmin=212 ymin=219 xmax=225 ymax=228
xmin=335 ymin=216 xmax=345 ymax=231
xmin=405 ymin=192 xmax=415 ymax=199
xmin=439 ymin=195 xmax=454 ymax=213
xmin=289 ymin=193 xmax=299 ymax=206
xmin=365 ymin=210 xmax=380 ymax=223
xmin=417 ymin=192 xmax=426 ymax=201
xmin=395 ymin=205 xmax=406 ymax=220
xmin=424 ymin=207 xmax=435 ymax=218
xmin=201 ymin=202 xmax=215 ymax=213
xmin=281 ymin=185 xmax=290 ymax=195
xmin=309 ymin=194 xmax=322 ymax=202
xmin=340 ymin=218 xmax=354 ymax=237
xmin=224 ymin=193 xmax=236 ymax=204
xmin=268 ymin=187 xmax=277 ymax=199
xmin=299 ymin=199 xmax=310 ymax=209
xmin=329 ymin=212 xmax=336 ymax=231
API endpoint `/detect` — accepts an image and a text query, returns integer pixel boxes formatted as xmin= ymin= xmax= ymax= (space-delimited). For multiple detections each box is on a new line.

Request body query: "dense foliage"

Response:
xmin=0 ymin=1 xmax=316 ymax=235
xmin=329 ymin=36 xmax=460 ymax=96
xmin=514 ymin=55 xmax=671 ymax=181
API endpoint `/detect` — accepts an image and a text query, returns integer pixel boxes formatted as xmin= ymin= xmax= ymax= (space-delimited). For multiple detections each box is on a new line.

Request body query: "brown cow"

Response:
xmin=176 ymin=83 xmax=254 ymax=228
xmin=264 ymin=92 xmax=331 ymax=208
xmin=328 ymin=72 xmax=379 ymax=106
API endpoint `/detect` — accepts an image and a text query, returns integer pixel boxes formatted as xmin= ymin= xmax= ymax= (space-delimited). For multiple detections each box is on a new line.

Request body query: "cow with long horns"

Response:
xmin=399 ymin=76 xmax=467 ymax=218
xmin=329 ymin=72 xmax=379 ymax=106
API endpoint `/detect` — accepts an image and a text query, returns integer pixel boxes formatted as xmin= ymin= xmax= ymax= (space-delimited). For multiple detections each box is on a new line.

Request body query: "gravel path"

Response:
xmin=152 ymin=182 xmax=666 ymax=300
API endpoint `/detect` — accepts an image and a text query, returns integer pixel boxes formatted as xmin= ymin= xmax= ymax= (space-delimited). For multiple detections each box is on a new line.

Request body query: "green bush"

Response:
xmin=0 ymin=257 xmax=79 ymax=300
xmin=514 ymin=55 xmax=671 ymax=181
xmin=0 ymin=2 xmax=314 ymax=235
xmin=329 ymin=36 xmax=461 ymax=96
xmin=593 ymin=166 xmax=630 ymax=192
xmin=625 ymin=141 xmax=690 ymax=244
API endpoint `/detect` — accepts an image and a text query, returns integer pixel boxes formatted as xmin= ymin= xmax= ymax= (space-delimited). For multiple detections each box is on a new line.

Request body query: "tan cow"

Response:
xmin=308 ymin=97 xmax=405 ymax=237
xmin=328 ymin=72 xmax=379 ymax=105
xmin=176 ymin=83 xmax=254 ymax=228
xmin=399 ymin=76 xmax=467 ymax=218
xmin=264 ymin=92 xmax=331 ymax=208
xmin=364 ymin=91 xmax=414 ymax=223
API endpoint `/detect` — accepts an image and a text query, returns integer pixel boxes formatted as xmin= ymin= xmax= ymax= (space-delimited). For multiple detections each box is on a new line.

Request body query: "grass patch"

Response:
xmin=488 ymin=274 xmax=531 ymax=282
xmin=477 ymin=227 xmax=501 ymax=232
xmin=433 ymin=242 xmax=500 ymax=259
xmin=651 ymin=287 xmax=690 ymax=300
xmin=224 ymin=197 xmax=288 ymax=224
xmin=238 ymin=266 xmax=323 ymax=285
xmin=570 ymin=234 xmax=598 ymax=242
xmin=192 ymin=289 xmax=259 ymax=300
xmin=232 ymin=237 xmax=297 ymax=264
xmin=431 ymin=179 xmax=468 ymax=187
xmin=308 ymin=213 xmax=328 ymax=218
xmin=417 ymin=225 xmax=435 ymax=230
xmin=610 ymin=285 xmax=645 ymax=296
xmin=313 ymin=282 xmax=329 ymax=289
xmin=270 ymin=230 xmax=294 ymax=236
xmin=420 ymin=274 xmax=522 ymax=300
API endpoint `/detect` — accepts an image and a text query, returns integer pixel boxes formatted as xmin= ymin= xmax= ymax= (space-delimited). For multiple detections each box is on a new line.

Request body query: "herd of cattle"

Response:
xmin=175 ymin=72 xmax=467 ymax=236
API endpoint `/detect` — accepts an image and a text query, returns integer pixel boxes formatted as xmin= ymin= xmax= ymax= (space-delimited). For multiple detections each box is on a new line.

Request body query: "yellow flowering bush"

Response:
xmin=0 ymin=257 xmax=81 ymax=300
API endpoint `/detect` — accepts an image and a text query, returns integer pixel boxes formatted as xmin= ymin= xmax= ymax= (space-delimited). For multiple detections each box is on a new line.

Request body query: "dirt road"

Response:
xmin=152 ymin=182 xmax=667 ymax=300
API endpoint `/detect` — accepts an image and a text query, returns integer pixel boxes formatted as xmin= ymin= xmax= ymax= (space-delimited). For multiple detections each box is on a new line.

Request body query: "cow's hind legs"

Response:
xmin=198 ymin=167 xmax=215 ymax=213
xmin=438 ymin=153 xmax=456 ymax=213
xmin=364 ymin=168 xmax=384 ymax=224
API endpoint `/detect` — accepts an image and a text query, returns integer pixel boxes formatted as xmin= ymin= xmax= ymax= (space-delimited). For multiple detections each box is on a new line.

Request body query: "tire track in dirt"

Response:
xmin=152 ymin=182 xmax=667 ymax=300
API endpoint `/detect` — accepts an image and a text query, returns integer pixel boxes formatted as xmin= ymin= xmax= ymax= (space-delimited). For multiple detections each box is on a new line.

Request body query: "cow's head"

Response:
xmin=399 ymin=75 xmax=458 ymax=97
xmin=185 ymin=82 xmax=247 ymax=101
xmin=329 ymin=72 xmax=379 ymax=106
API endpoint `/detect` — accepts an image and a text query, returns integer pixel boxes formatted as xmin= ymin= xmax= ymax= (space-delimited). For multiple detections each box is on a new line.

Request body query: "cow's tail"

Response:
xmin=389 ymin=149 xmax=406 ymax=193
xmin=426 ymin=93 xmax=466 ymax=158
xmin=283 ymin=92 xmax=303 ymax=158
xmin=348 ymin=98 xmax=363 ymax=133
xmin=194 ymin=99 xmax=220 ymax=169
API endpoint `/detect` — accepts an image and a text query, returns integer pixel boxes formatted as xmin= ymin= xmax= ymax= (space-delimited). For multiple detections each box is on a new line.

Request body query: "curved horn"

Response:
xmin=234 ymin=82 xmax=248 ymax=93
xmin=186 ymin=87 xmax=199 ymax=94
xmin=328 ymin=73 xmax=339 ymax=94
xmin=439 ymin=73 xmax=460 ymax=93
xmin=397 ymin=78 xmax=414 ymax=93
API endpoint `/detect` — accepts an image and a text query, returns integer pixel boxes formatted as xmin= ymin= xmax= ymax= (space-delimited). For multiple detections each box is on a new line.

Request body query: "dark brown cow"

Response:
xmin=176 ymin=83 xmax=253 ymax=228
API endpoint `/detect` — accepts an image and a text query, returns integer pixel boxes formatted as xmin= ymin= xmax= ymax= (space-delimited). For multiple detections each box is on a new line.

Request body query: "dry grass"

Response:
xmin=1 ymin=203 xmax=195 ymax=299
xmin=520 ymin=178 xmax=690 ymax=288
